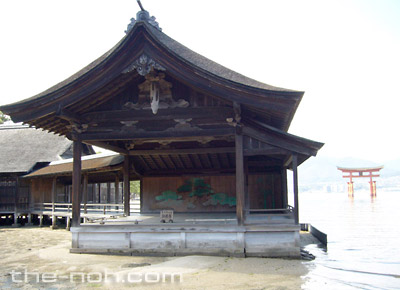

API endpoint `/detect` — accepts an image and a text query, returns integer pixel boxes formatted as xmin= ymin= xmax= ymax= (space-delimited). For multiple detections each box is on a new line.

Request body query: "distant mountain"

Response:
xmin=298 ymin=156 xmax=400 ymax=186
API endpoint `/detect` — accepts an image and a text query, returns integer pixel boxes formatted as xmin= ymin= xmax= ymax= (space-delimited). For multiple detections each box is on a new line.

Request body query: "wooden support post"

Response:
xmin=12 ymin=213 xmax=18 ymax=227
xmin=83 ymin=174 xmax=88 ymax=214
xmin=39 ymin=214 xmax=43 ymax=227
xmin=292 ymin=154 xmax=299 ymax=225
xmin=12 ymin=176 xmax=19 ymax=227
xmin=51 ymin=215 xmax=57 ymax=229
xmin=27 ymin=181 xmax=33 ymax=226
xmin=66 ymin=216 xmax=71 ymax=230
xmin=107 ymin=182 xmax=111 ymax=203
xmin=281 ymin=169 xmax=288 ymax=208
xmin=27 ymin=213 xmax=32 ymax=226
xmin=115 ymin=175 xmax=120 ymax=209
xmin=235 ymin=128 xmax=245 ymax=226
xmin=123 ymin=155 xmax=130 ymax=216
xmin=51 ymin=177 xmax=58 ymax=229
xmin=51 ymin=176 xmax=57 ymax=213
xmin=71 ymin=138 xmax=82 ymax=227
xmin=244 ymin=157 xmax=249 ymax=211
xmin=139 ymin=178 xmax=143 ymax=213
xmin=97 ymin=183 xmax=101 ymax=203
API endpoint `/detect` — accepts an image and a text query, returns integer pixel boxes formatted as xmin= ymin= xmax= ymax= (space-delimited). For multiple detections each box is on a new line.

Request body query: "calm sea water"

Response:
xmin=300 ymin=191 xmax=400 ymax=290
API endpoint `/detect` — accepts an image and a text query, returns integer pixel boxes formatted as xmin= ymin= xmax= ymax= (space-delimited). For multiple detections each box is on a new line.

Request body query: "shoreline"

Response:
xmin=0 ymin=226 xmax=318 ymax=289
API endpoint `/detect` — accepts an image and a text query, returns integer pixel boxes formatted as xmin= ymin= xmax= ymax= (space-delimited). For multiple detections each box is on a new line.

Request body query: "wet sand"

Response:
xmin=0 ymin=226 xmax=313 ymax=289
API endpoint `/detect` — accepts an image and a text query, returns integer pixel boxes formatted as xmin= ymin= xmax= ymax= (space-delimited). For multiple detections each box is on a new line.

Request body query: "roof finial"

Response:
xmin=136 ymin=0 xmax=145 ymax=11
xmin=125 ymin=0 xmax=162 ymax=34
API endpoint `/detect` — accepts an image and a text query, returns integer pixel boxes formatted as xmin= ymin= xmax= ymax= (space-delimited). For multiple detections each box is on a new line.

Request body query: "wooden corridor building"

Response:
xmin=0 ymin=8 xmax=323 ymax=257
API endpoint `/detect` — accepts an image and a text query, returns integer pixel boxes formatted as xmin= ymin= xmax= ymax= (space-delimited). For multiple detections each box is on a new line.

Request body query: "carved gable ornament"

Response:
xmin=124 ymin=70 xmax=189 ymax=114
xmin=123 ymin=54 xmax=166 ymax=76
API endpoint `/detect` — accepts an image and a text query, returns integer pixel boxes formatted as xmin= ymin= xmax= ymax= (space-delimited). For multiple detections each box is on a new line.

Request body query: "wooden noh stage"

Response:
xmin=0 ymin=8 xmax=323 ymax=257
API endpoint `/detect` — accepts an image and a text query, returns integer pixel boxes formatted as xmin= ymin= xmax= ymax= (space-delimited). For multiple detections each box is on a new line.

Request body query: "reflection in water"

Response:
xmin=300 ymin=191 xmax=400 ymax=290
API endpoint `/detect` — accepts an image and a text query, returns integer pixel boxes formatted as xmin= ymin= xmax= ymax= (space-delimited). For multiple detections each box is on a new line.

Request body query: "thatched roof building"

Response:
xmin=0 ymin=124 xmax=94 ymax=174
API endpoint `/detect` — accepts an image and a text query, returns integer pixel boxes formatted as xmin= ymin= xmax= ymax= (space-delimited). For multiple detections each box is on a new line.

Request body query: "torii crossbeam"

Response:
xmin=337 ymin=166 xmax=383 ymax=197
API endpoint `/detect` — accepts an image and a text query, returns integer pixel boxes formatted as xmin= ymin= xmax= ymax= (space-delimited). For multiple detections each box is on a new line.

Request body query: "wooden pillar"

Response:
xmin=97 ymin=183 xmax=101 ymax=203
xmin=292 ymin=154 xmax=299 ymax=225
xmin=107 ymin=182 xmax=111 ymax=203
xmin=139 ymin=178 xmax=143 ymax=213
xmin=71 ymin=139 xmax=82 ymax=227
xmin=83 ymin=174 xmax=88 ymax=214
xmin=244 ymin=157 xmax=249 ymax=211
xmin=27 ymin=179 xmax=33 ymax=226
xmin=39 ymin=214 xmax=43 ymax=227
xmin=27 ymin=213 xmax=32 ymax=225
xmin=115 ymin=175 xmax=120 ymax=210
xmin=235 ymin=128 xmax=245 ymax=225
xmin=123 ymin=155 xmax=130 ymax=216
xmin=12 ymin=176 xmax=19 ymax=227
xmin=66 ymin=216 xmax=71 ymax=230
xmin=281 ymin=169 xmax=288 ymax=208
xmin=51 ymin=177 xmax=57 ymax=229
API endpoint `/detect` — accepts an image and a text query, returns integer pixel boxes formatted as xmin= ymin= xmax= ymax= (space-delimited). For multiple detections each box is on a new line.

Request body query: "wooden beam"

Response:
xmin=342 ymin=174 xmax=380 ymax=179
xmin=123 ymin=155 xmax=130 ymax=216
xmin=292 ymin=154 xmax=299 ymax=225
xmin=56 ymin=108 xmax=83 ymax=124
xmin=131 ymin=161 xmax=143 ymax=177
xmin=128 ymin=147 xmax=235 ymax=156
xmin=143 ymin=168 xmax=235 ymax=176
xmin=71 ymin=138 xmax=82 ymax=227
xmin=80 ymin=128 xmax=234 ymax=142
xmin=82 ymin=107 xmax=234 ymax=123
xmin=235 ymin=128 xmax=245 ymax=226
xmin=284 ymin=155 xmax=293 ymax=168
xmin=244 ymin=148 xmax=289 ymax=156
xmin=247 ymin=159 xmax=283 ymax=167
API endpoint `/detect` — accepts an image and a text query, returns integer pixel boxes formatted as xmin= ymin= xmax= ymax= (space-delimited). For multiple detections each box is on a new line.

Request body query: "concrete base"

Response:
xmin=70 ymin=224 xmax=300 ymax=258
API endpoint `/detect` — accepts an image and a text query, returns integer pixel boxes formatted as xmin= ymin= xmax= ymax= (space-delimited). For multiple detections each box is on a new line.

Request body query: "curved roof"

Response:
xmin=145 ymin=23 xmax=297 ymax=93
xmin=0 ymin=14 xmax=303 ymax=132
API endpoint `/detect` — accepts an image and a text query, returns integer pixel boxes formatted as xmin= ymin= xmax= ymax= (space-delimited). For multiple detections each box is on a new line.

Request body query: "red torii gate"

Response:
xmin=337 ymin=166 xmax=383 ymax=197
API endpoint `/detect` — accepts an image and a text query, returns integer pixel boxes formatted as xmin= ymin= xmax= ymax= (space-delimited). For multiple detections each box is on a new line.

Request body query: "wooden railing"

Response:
xmin=31 ymin=203 xmax=125 ymax=215
xmin=244 ymin=205 xmax=295 ymax=224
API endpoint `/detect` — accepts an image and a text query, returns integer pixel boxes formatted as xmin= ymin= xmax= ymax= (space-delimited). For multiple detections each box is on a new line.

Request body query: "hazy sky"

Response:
xmin=0 ymin=0 xmax=399 ymax=162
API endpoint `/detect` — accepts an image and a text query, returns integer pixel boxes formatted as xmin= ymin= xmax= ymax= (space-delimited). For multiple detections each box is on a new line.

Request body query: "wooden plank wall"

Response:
xmin=142 ymin=173 xmax=284 ymax=213
xmin=142 ymin=175 xmax=236 ymax=213
xmin=30 ymin=178 xmax=53 ymax=203
xmin=248 ymin=174 xmax=283 ymax=209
